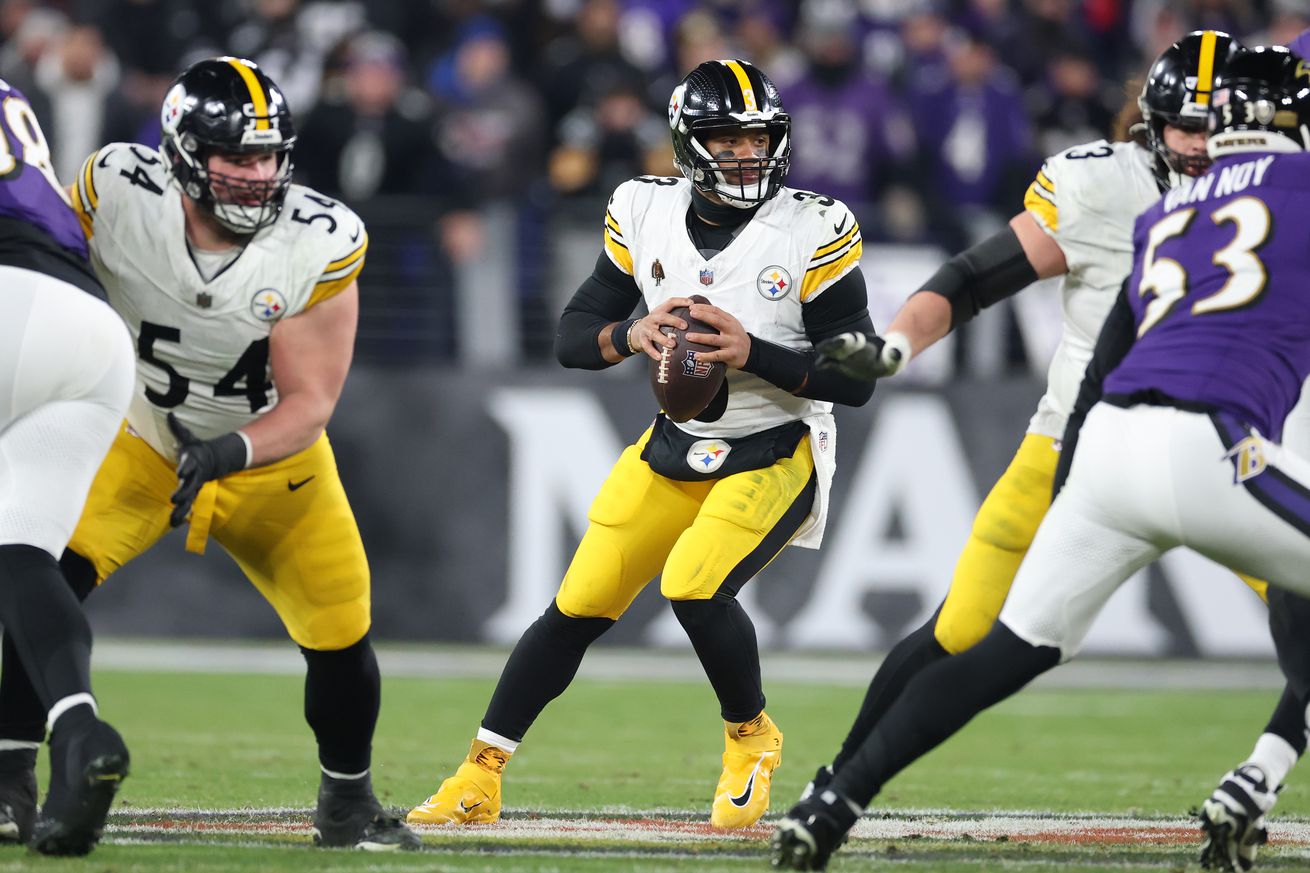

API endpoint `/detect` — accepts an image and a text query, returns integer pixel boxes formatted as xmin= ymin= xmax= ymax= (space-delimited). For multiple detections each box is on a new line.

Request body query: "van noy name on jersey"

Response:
xmin=1163 ymin=154 xmax=1276 ymax=212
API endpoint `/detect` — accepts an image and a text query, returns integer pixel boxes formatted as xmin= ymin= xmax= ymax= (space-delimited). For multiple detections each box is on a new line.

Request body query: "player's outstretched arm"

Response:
xmin=819 ymin=212 xmax=1071 ymax=383
xmin=239 ymin=281 xmax=358 ymax=467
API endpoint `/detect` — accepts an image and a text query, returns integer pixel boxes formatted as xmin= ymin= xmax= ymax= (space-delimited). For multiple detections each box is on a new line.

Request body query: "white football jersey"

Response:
xmin=1022 ymin=139 xmax=1160 ymax=438
xmin=70 ymin=143 xmax=366 ymax=458
xmin=603 ymin=176 xmax=862 ymax=439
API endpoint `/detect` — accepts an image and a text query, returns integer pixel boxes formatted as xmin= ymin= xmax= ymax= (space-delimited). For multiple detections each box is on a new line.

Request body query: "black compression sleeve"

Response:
xmin=1053 ymin=281 xmax=1137 ymax=496
xmin=918 ymin=226 xmax=1039 ymax=329
xmin=555 ymin=253 xmax=643 ymax=369
xmin=739 ymin=267 xmax=876 ymax=407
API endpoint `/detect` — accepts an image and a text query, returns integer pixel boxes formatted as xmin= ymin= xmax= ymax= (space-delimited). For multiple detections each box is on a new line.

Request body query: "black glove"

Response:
xmin=815 ymin=331 xmax=910 ymax=382
xmin=167 ymin=412 xmax=249 ymax=528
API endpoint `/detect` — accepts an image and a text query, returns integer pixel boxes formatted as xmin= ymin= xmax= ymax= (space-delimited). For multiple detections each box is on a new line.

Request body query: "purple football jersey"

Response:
xmin=1105 ymin=152 xmax=1310 ymax=439
xmin=0 ymin=79 xmax=88 ymax=260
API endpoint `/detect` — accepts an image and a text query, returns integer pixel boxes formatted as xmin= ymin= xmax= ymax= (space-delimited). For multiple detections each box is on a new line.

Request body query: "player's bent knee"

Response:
xmin=660 ymin=533 xmax=727 ymax=602
xmin=559 ymin=534 xmax=636 ymax=619
xmin=933 ymin=612 xmax=992 ymax=655
xmin=294 ymin=603 xmax=371 ymax=651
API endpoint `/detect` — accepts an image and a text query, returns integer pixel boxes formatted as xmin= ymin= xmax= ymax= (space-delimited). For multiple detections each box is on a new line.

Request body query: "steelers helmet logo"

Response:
xmin=250 ymin=288 xmax=288 ymax=322
xmin=161 ymin=83 xmax=187 ymax=133
xmin=756 ymin=265 xmax=793 ymax=301
xmin=668 ymin=83 xmax=686 ymax=130
xmin=687 ymin=438 xmax=732 ymax=474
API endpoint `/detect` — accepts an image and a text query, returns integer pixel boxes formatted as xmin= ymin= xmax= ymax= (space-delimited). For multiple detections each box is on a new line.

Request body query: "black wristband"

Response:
xmin=611 ymin=318 xmax=641 ymax=358
xmin=742 ymin=334 xmax=810 ymax=393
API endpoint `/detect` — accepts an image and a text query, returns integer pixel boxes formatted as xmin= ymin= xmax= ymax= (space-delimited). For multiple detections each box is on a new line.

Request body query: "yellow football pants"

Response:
xmin=556 ymin=429 xmax=817 ymax=619
xmin=934 ymin=432 xmax=1268 ymax=654
xmin=68 ymin=423 xmax=371 ymax=650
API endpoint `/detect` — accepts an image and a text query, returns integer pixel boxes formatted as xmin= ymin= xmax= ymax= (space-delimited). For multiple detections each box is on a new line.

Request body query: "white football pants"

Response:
xmin=0 ymin=266 xmax=132 ymax=556
xmin=1001 ymin=402 xmax=1310 ymax=659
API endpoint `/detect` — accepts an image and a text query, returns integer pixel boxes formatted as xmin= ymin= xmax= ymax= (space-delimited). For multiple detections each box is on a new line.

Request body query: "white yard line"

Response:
xmin=92 ymin=639 xmax=1287 ymax=690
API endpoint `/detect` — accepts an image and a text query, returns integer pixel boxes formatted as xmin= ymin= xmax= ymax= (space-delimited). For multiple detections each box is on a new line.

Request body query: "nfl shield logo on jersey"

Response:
xmin=699 ymin=268 xmax=714 ymax=286
xmin=250 ymin=288 xmax=288 ymax=322
xmin=756 ymin=266 xmax=792 ymax=301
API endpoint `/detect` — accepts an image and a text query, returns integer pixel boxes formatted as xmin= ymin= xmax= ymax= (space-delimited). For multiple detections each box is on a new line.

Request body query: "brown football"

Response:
xmin=649 ymin=294 xmax=727 ymax=423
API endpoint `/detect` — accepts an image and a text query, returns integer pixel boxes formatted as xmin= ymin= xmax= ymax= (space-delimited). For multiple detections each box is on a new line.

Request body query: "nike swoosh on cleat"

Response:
xmin=729 ymin=756 xmax=766 ymax=807
xmin=458 ymin=800 xmax=482 ymax=813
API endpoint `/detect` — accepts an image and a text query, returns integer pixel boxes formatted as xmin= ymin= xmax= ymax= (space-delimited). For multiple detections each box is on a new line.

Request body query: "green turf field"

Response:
xmin=10 ymin=656 xmax=1309 ymax=871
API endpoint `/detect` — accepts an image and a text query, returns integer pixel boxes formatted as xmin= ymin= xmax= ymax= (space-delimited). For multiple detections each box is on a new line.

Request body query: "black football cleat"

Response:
xmin=771 ymin=787 xmax=861 ymax=870
xmin=313 ymin=773 xmax=421 ymax=851
xmin=798 ymin=764 xmax=834 ymax=803
xmin=0 ymin=750 xmax=37 ymax=845
xmin=30 ymin=719 xmax=129 ymax=856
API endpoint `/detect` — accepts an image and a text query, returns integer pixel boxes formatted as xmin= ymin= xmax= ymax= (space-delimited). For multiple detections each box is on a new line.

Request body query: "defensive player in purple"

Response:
xmin=0 ymin=77 xmax=134 ymax=854
xmin=1193 ymin=30 xmax=1310 ymax=872
xmin=772 ymin=45 xmax=1310 ymax=872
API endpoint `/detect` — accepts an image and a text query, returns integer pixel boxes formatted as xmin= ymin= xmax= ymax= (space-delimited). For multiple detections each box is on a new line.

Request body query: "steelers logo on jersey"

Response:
xmin=251 ymin=288 xmax=288 ymax=321
xmin=687 ymin=439 xmax=732 ymax=474
xmin=756 ymin=265 xmax=793 ymax=301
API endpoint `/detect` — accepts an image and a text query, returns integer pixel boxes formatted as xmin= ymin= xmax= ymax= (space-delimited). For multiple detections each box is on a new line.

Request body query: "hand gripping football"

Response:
xmin=649 ymin=294 xmax=727 ymax=423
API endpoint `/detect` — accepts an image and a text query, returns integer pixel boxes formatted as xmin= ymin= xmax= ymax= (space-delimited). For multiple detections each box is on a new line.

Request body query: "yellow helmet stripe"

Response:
xmin=1195 ymin=30 xmax=1218 ymax=107
xmin=225 ymin=57 xmax=270 ymax=130
xmin=723 ymin=60 xmax=758 ymax=112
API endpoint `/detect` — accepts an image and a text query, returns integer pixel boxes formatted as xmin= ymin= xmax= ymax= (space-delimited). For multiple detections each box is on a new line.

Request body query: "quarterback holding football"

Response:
xmin=409 ymin=59 xmax=876 ymax=830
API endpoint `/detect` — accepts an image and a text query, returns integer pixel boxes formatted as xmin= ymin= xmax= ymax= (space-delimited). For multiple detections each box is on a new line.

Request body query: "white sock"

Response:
xmin=46 ymin=693 xmax=97 ymax=732
xmin=1245 ymin=732 xmax=1298 ymax=788
xmin=476 ymin=728 xmax=519 ymax=754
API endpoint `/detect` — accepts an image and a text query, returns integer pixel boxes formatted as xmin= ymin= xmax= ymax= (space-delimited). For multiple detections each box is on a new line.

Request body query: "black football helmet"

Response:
xmin=668 ymin=59 xmax=790 ymax=207
xmin=1139 ymin=30 xmax=1243 ymax=186
xmin=1208 ymin=46 xmax=1310 ymax=159
xmin=160 ymin=57 xmax=296 ymax=234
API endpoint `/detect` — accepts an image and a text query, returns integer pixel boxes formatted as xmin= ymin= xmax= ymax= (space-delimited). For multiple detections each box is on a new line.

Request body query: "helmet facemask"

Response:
xmin=169 ymin=133 xmax=294 ymax=234
xmin=685 ymin=118 xmax=790 ymax=208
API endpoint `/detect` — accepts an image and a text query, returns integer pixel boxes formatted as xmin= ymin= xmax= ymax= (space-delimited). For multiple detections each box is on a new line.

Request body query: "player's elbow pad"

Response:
xmin=918 ymin=227 xmax=1039 ymax=329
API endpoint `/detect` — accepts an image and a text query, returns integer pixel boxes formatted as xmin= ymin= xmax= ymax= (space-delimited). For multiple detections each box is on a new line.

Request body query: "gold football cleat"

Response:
xmin=407 ymin=741 xmax=507 ymax=826
xmin=710 ymin=712 xmax=783 ymax=829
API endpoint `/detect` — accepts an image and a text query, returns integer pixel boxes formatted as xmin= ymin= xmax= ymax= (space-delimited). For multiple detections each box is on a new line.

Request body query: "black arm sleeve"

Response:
xmin=1052 ymin=281 xmax=1137 ymax=497
xmin=917 ymin=225 xmax=1040 ymax=329
xmin=555 ymin=253 xmax=643 ymax=370
xmin=740 ymin=266 xmax=877 ymax=407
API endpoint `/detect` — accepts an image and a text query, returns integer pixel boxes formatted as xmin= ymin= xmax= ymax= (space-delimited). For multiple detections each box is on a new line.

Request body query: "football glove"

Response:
xmin=815 ymin=331 xmax=911 ymax=382
xmin=167 ymin=413 xmax=249 ymax=528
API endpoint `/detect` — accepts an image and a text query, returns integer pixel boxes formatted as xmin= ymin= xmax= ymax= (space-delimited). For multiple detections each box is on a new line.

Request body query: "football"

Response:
xmin=649 ymin=294 xmax=727 ymax=423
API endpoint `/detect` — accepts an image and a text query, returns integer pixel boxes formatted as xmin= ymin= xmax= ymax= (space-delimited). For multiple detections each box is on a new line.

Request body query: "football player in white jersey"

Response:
xmin=0 ymin=78 xmax=133 ymax=855
xmin=0 ymin=58 xmax=419 ymax=851
xmin=777 ymin=30 xmax=1307 ymax=865
xmin=407 ymin=59 xmax=875 ymax=830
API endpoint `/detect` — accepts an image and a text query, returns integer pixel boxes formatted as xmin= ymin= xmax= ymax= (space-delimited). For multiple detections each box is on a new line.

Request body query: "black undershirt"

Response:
xmin=554 ymin=192 xmax=876 ymax=407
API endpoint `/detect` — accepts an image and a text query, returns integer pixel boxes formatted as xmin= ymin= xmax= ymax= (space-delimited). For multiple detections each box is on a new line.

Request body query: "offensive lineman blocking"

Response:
xmin=0 ymin=58 xmax=419 ymax=850
xmin=408 ymin=59 xmax=875 ymax=830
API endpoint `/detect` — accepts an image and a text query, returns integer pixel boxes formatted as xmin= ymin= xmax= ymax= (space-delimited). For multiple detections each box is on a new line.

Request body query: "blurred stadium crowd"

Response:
xmin=5 ymin=0 xmax=1306 ymax=364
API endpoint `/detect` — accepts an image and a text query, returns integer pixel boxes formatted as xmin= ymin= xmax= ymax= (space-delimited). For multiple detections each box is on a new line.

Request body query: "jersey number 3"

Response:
xmin=139 ymin=321 xmax=272 ymax=413
xmin=1136 ymin=196 xmax=1270 ymax=336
